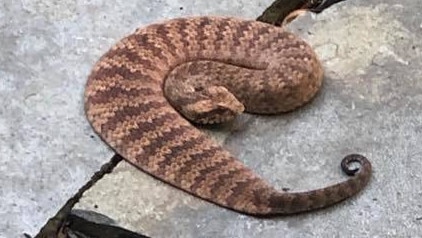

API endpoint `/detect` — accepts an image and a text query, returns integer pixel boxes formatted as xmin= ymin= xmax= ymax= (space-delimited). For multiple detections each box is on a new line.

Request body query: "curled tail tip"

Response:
xmin=341 ymin=154 xmax=372 ymax=176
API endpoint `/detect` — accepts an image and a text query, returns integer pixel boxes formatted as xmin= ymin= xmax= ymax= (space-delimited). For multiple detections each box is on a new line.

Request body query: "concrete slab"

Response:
xmin=75 ymin=1 xmax=422 ymax=238
xmin=0 ymin=0 xmax=273 ymax=237
xmin=1 ymin=0 xmax=422 ymax=237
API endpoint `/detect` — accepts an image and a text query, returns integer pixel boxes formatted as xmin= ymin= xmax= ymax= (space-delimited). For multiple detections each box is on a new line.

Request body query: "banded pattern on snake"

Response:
xmin=84 ymin=16 xmax=371 ymax=215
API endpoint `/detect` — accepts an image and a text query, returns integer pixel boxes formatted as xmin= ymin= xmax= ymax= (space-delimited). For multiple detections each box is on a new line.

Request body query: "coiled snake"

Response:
xmin=84 ymin=16 xmax=371 ymax=215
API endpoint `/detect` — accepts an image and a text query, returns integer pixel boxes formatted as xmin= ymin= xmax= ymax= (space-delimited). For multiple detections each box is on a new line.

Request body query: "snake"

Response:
xmin=84 ymin=16 xmax=371 ymax=216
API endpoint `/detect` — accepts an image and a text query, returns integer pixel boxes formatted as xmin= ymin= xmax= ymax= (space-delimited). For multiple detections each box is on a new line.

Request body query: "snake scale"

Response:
xmin=84 ymin=16 xmax=371 ymax=215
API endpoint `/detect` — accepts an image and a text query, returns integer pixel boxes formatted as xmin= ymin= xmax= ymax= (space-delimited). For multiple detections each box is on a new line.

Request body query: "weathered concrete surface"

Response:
xmin=75 ymin=1 xmax=422 ymax=237
xmin=1 ymin=0 xmax=422 ymax=237
xmin=0 ymin=0 xmax=272 ymax=237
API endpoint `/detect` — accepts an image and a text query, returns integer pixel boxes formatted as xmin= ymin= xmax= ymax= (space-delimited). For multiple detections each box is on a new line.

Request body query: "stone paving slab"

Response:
xmin=75 ymin=1 xmax=422 ymax=238
xmin=1 ymin=0 xmax=422 ymax=237
xmin=0 ymin=0 xmax=272 ymax=237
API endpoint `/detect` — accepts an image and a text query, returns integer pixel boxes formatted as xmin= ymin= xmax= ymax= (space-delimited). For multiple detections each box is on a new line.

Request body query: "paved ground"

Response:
xmin=1 ymin=0 xmax=421 ymax=237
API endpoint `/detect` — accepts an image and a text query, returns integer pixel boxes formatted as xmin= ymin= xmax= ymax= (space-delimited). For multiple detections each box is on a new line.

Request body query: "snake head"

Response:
xmin=180 ymin=86 xmax=245 ymax=125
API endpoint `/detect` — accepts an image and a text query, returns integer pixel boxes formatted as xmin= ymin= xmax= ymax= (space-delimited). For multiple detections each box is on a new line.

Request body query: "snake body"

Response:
xmin=84 ymin=16 xmax=371 ymax=215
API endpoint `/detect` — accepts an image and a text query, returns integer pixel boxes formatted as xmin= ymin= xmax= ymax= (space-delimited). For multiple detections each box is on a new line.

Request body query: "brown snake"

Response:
xmin=84 ymin=16 xmax=371 ymax=216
